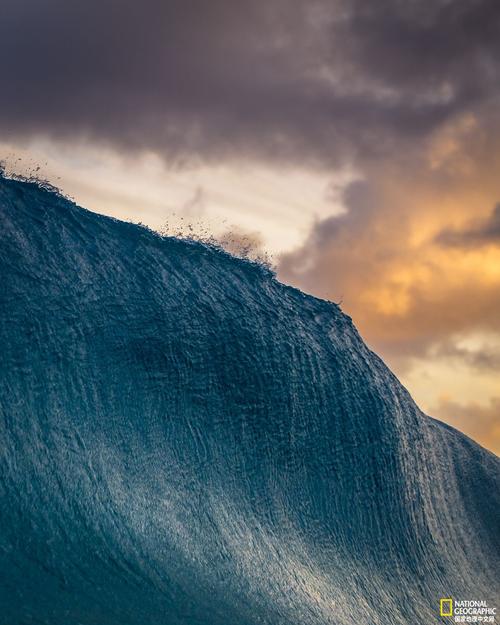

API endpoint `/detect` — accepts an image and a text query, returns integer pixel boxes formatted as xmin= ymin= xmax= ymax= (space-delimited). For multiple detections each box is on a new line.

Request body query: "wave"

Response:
xmin=0 ymin=174 xmax=498 ymax=624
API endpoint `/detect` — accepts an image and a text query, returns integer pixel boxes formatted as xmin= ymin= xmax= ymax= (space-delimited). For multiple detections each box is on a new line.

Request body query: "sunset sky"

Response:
xmin=1 ymin=0 xmax=499 ymax=453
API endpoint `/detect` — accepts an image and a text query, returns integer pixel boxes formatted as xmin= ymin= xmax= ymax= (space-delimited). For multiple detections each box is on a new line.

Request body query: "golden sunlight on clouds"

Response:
xmin=280 ymin=113 xmax=500 ymax=455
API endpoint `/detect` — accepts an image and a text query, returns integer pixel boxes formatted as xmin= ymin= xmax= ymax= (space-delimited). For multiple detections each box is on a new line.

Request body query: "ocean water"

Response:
xmin=0 ymin=174 xmax=498 ymax=624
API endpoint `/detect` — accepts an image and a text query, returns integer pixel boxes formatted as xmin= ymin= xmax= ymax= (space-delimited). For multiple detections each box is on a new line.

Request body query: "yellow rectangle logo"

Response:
xmin=440 ymin=598 xmax=453 ymax=617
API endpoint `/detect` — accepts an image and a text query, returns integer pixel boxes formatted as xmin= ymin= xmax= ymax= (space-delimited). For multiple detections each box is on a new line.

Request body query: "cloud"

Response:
xmin=430 ymin=341 xmax=500 ymax=372
xmin=436 ymin=203 xmax=500 ymax=246
xmin=1 ymin=0 xmax=499 ymax=167
xmin=274 ymin=101 xmax=500 ymax=453
xmin=432 ymin=396 xmax=500 ymax=455
xmin=278 ymin=111 xmax=500 ymax=371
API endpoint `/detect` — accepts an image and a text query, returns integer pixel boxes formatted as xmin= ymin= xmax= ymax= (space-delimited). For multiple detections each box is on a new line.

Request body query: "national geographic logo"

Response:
xmin=440 ymin=598 xmax=497 ymax=623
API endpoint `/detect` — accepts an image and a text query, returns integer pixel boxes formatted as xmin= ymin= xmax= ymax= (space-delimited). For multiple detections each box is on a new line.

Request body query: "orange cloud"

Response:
xmin=279 ymin=109 xmax=500 ymax=454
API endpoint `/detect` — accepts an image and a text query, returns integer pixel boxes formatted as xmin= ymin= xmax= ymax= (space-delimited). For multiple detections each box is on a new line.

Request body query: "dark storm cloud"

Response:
xmin=431 ymin=341 xmax=500 ymax=371
xmin=436 ymin=203 xmax=500 ymax=246
xmin=329 ymin=0 xmax=500 ymax=95
xmin=1 ymin=0 xmax=500 ymax=165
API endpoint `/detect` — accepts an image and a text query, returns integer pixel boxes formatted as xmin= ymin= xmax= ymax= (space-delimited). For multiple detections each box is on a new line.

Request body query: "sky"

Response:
xmin=1 ymin=0 xmax=499 ymax=454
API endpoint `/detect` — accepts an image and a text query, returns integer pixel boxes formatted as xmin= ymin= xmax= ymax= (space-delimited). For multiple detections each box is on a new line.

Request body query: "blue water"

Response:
xmin=0 ymin=174 xmax=498 ymax=624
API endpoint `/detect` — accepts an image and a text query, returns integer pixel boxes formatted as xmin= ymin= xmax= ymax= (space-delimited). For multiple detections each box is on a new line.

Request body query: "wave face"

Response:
xmin=0 ymin=175 xmax=498 ymax=625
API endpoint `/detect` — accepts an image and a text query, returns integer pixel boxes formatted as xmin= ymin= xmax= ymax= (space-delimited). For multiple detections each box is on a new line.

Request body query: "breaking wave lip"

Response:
xmin=0 ymin=164 xmax=276 ymax=275
xmin=0 ymin=173 xmax=499 ymax=625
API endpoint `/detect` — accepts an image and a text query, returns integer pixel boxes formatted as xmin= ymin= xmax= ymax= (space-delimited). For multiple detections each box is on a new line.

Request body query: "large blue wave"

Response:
xmin=0 ymin=174 xmax=498 ymax=624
